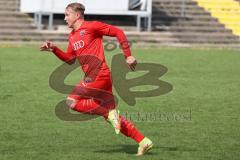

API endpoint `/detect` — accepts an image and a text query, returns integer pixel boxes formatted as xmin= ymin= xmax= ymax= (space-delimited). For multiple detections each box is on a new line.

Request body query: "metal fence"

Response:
xmin=181 ymin=0 xmax=186 ymax=17
xmin=15 ymin=0 xmax=20 ymax=12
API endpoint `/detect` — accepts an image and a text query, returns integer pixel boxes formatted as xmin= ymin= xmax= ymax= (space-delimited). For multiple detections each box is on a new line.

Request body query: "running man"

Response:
xmin=40 ymin=3 xmax=153 ymax=156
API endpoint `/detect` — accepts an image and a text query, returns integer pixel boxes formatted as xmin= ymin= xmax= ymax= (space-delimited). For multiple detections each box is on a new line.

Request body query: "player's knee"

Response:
xmin=66 ymin=98 xmax=77 ymax=109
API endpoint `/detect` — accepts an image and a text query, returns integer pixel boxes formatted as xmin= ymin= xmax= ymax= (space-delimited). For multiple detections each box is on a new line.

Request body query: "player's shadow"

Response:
xmin=94 ymin=145 xmax=196 ymax=155
xmin=159 ymin=146 xmax=197 ymax=152
xmin=94 ymin=144 xmax=158 ymax=155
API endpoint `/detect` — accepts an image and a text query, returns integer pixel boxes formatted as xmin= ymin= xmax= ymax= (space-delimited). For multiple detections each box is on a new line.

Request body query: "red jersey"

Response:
xmin=52 ymin=21 xmax=132 ymax=80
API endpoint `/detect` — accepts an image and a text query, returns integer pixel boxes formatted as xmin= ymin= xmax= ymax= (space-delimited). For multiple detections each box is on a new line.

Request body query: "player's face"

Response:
xmin=64 ymin=8 xmax=79 ymax=28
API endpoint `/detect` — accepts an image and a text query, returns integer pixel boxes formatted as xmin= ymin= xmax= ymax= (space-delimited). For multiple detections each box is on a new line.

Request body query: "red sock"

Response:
xmin=73 ymin=99 xmax=144 ymax=143
xmin=119 ymin=116 xmax=145 ymax=143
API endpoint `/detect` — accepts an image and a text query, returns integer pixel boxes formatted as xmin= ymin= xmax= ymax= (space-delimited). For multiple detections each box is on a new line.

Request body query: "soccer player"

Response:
xmin=40 ymin=2 xmax=153 ymax=156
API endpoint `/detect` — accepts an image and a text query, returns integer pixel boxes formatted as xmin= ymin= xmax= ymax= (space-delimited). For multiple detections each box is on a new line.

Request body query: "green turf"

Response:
xmin=0 ymin=45 xmax=240 ymax=160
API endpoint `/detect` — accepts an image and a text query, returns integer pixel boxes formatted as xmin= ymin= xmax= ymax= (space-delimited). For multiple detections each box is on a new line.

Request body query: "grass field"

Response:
xmin=0 ymin=45 xmax=240 ymax=160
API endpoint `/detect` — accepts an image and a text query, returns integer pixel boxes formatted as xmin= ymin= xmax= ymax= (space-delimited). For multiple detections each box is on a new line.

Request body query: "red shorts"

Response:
xmin=68 ymin=71 xmax=116 ymax=113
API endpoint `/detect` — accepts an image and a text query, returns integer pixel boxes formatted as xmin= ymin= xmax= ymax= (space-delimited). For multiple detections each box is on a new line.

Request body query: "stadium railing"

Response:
xmin=20 ymin=0 xmax=152 ymax=32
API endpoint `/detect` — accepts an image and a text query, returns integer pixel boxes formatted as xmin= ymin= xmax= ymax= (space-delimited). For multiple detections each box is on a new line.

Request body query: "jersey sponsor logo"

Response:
xmin=73 ymin=40 xmax=85 ymax=50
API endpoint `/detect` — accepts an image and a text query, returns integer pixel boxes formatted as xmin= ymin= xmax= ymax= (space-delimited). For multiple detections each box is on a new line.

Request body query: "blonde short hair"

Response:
xmin=66 ymin=3 xmax=85 ymax=17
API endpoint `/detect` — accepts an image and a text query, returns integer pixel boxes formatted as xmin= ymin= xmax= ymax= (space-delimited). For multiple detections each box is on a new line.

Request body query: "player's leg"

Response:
xmin=67 ymin=87 xmax=109 ymax=117
xmin=66 ymin=79 xmax=121 ymax=133
xmin=117 ymin=115 xmax=153 ymax=156
xmin=67 ymin=82 xmax=152 ymax=155
xmin=80 ymin=76 xmax=121 ymax=134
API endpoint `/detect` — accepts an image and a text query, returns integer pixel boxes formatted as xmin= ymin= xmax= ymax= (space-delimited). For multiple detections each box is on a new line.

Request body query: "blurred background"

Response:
xmin=0 ymin=0 xmax=239 ymax=48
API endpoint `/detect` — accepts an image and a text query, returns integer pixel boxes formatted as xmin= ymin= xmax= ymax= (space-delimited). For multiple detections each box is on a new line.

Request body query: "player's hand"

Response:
xmin=40 ymin=40 xmax=55 ymax=52
xmin=126 ymin=56 xmax=137 ymax=71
